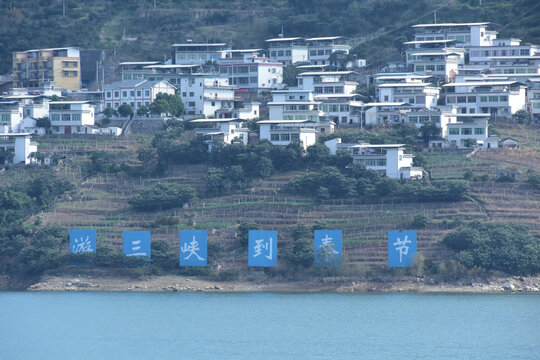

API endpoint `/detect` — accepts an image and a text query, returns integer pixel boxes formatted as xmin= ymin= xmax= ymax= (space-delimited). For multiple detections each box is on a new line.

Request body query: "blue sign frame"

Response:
xmin=179 ymin=230 xmax=207 ymax=266
xmin=388 ymin=230 xmax=417 ymax=267
xmin=314 ymin=230 xmax=342 ymax=267
xmin=123 ymin=231 xmax=151 ymax=259
xmin=248 ymin=230 xmax=277 ymax=267
xmin=69 ymin=229 xmax=96 ymax=254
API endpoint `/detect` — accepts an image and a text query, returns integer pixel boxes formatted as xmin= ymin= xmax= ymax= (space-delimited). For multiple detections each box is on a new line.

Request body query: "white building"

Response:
xmin=173 ymin=43 xmax=230 ymax=65
xmin=443 ymin=81 xmax=527 ymax=116
xmin=268 ymin=89 xmax=323 ymax=122
xmin=305 ymin=36 xmax=351 ymax=65
xmin=315 ymin=94 xmax=362 ymax=126
xmin=49 ymin=101 xmax=95 ymax=134
xmin=258 ymin=120 xmax=316 ymax=149
xmin=325 ymin=138 xmax=423 ymax=179
xmin=0 ymin=133 xmax=38 ymax=165
xmin=191 ymin=118 xmax=249 ymax=151
xmin=218 ymin=58 xmax=283 ymax=93
xmin=104 ymin=79 xmax=176 ymax=111
xmin=0 ymin=101 xmax=23 ymax=133
xmin=179 ymin=75 xmax=236 ymax=118
xmin=266 ymin=37 xmax=309 ymax=64
xmin=446 ymin=114 xmax=498 ymax=148
xmin=528 ymin=79 xmax=540 ymax=122
xmin=400 ymin=105 xmax=458 ymax=138
xmin=215 ymin=102 xmax=260 ymax=120
xmin=298 ymin=71 xmax=358 ymax=95
xmin=355 ymin=102 xmax=412 ymax=126
xmin=377 ymin=82 xmax=440 ymax=109
xmin=411 ymin=22 xmax=498 ymax=48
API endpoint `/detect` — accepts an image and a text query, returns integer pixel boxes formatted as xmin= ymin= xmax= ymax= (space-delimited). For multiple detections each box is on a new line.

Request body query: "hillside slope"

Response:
xmin=1 ymin=0 xmax=540 ymax=73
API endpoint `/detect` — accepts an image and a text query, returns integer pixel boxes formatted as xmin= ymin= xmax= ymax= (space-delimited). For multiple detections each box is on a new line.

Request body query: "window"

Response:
xmin=449 ymin=128 xmax=459 ymax=135
xmin=62 ymin=114 xmax=70 ymax=121
xmin=114 ymin=91 xmax=119 ymax=98
xmin=408 ymin=116 xmax=417 ymax=123
xmin=431 ymin=116 xmax=440 ymax=122
xmin=285 ymin=50 xmax=291 ymax=56
xmin=137 ymin=90 xmax=141 ymax=97
xmin=499 ymin=95 xmax=508 ymax=102
xmin=520 ymin=49 xmax=529 ymax=56
xmin=419 ymin=116 xmax=430 ymax=122
xmin=446 ymin=96 xmax=456 ymax=104
xmin=271 ymin=134 xmax=280 ymax=141
xmin=480 ymin=96 xmax=488 ymax=102
xmin=106 ymin=92 xmax=112 ymax=98
xmin=51 ymin=114 xmax=60 ymax=122
xmin=457 ymin=96 xmax=467 ymax=103
xmin=114 ymin=102 xmax=119 ymax=108
xmin=489 ymin=96 xmax=498 ymax=102
xmin=72 ymin=114 xmax=81 ymax=121
xmin=467 ymin=96 xmax=476 ymax=103
xmin=334 ymin=86 xmax=344 ymax=93
xmin=310 ymin=50 xmax=317 ymax=56
xmin=137 ymin=102 xmax=141 ymax=107
xmin=130 ymin=91 xmax=134 ymax=97
xmin=461 ymin=128 xmax=472 ymax=135
xmin=474 ymin=128 xmax=485 ymax=135
xmin=415 ymin=65 xmax=424 ymax=71
xmin=211 ymin=102 xmax=215 ymax=106
xmin=182 ymin=92 xmax=187 ymax=97
xmin=188 ymin=102 xmax=195 ymax=106
xmin=425 ymin=65 xmax=435 ymax=71
xmin=122 ymin=91 xmax=127 ymax=97
xmin=436 ymin=65 xmax=445 ymax=71
xmin=280 ymin=133 xmax=290 ymax=141
xmin=291 ymin=133 xmax=300 ymax=141
xmin=189 ymin=92 xmax=194 ymax=97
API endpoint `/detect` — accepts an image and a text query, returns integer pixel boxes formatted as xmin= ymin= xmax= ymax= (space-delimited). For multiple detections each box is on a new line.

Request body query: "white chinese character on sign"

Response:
xmin=129 ymin=240 xmax=147 ymax=257
xmin=253 ymin=237 xmax=273 ymax=260
xmin=181 ymin=236 xmax=205 ymax=261
xmin=72 ymin=236 xmax=92 ymax=253
xmin=319 ymin=234 xmax=339 ymax=262
xmin=393 ymin=235 xmax=411 ymax=263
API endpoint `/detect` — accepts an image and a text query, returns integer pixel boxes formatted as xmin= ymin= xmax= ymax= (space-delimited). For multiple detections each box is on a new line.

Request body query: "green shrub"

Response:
xmin=129 ymin=183 xmax=196 ymax=211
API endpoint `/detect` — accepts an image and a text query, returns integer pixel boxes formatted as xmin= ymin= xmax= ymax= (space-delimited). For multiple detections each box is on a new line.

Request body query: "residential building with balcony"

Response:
xmin=173 ymin=43 xmax=231 ymax=65
xmin=268 ymin=89 xmax=323 ymax=123
xmin=0 ymin=101 xmax=23 ymax=133
xmin=191 ymin=118 xmax=249 ymax=151
xmin=49 ymin=101 xmax=95 ymax=134
xmin=298 ymin=71 xmax=358 ymax=96
xmin=257 ymin=120 xmax=317 ymax=149
xmin=104 ymin=79 xmax=176 ymax=110
xmin=377 ymin=82 xmax=440 ymax=109
xmin=315 ymin=94 xmax=362 ymax=126
xmin=528 ymin=79 xmax=540 ymax=122
xmin=445 ymin=115 xmax=498 ymax=148
xmin=266 ymin=37 xmax=309 ymax=64
xmin=443 ymin=81 xmax=527 ymax=117
xmin=325 ymin=138 xmax=423 ymax=179
xmin=0 ymin=133 xmax=38 ymax=165
xmin=218 ymin=58 xmax=283 ymax=93
xmin=119 ymin=62 xmax=202 ymax=87
xmin=179 ymin=75 xmax=236 ymax=118
xmin=12 ymin=47 xmax=81 ymax=91
xmin=305 ymin=36 xmax=351 ymax=65
xmin=411 ymin=22 xmax=498 ymax=48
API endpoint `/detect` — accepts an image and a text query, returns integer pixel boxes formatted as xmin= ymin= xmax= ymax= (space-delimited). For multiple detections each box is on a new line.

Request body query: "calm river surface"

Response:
xmin=1 ymin=292 xmax=539 ymax=359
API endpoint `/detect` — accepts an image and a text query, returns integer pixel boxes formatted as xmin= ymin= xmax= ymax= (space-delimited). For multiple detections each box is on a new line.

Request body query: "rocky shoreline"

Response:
xmin=18 ymin=274 xmax=540 ymax=293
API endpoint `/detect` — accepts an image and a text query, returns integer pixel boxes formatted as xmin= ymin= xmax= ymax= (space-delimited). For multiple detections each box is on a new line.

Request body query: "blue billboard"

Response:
xmin=248 ymin=230 xmax=277 ymax=267
xmin=123 ymin=231 xmax=151 ymax=259
xmin=314 ymin=230 xmax=342 ymax=267
xmin=388 ymin=230 xmax=417 ymax=267
xmin=69 ymin=229 xmax=96 ymax=254
xmin=179 ymin=230 xmax=207 ymax=266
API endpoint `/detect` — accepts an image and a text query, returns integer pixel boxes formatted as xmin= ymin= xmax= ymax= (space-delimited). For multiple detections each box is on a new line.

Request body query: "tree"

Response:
xmin=117 ymin=104 xmax=134 ymax=118
xmin=129 ymin=183 xmax=196 ymax=211
xmin=328 ymin=50 xmax=354 ymax=70
xmin=103 ymin=107 xmax=117 ymax=118
xmin=306 ymin=143 xmax=330 ymax=168
xmin=419 ymin=122 xmax=441 ymax=143
xmin=283 ymin=64 xmax=299 ymax=87
xmin=35 ymin=117 xmax=51 ymax=129
xmin=237 ymin=221 xmax=258 ymax=248
xmin=511 ymin=109 xmax=530 ymax=124
xmin=136 ymin=105 xmax=149 ymax=116
xmin=149 ymin=93 xmax=184 ymax=116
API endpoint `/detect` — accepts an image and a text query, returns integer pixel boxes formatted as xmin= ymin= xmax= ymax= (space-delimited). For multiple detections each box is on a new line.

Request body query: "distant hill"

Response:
xmin=1 ymin=0 xmax=540 ymax=73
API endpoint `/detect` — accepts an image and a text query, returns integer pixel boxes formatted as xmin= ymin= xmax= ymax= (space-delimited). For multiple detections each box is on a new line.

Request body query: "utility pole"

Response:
xmin=154 ymin=0 xmax=157 ymax=9
xmin=63 ymin=0 xmax=66 ymax=17
xmin=433 ymin=10 xmax=437 ymax=24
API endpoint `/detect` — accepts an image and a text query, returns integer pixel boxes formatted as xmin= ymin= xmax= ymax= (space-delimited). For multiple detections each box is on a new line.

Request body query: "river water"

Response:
xmin=1 ymin=292 xmax=538 ymax=359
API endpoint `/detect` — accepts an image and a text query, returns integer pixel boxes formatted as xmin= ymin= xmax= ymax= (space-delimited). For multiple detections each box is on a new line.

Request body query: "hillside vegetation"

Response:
xmin=1 ymin=0 xmax=540 ymax=73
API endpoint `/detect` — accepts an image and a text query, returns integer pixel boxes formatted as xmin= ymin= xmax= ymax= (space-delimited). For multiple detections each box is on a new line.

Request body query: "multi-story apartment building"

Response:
xmin=173 ymin=43 xmax=230 ymax=65
xmin=325 ymin=138 xmax=423 ymax=179
xmin=0 ymin=133 xmax=38 ymax=165
xmin=411 ymin=22 xmax=498 ymax=47
xmin=446 ymin=114 xmax=498 ymax=148
xmin=0 ymin=101 xmax=23 ymax=133
xmin=528 ymin=79 xmax=540 ymax=122
xmin=266 ymin=37 xmax=309 ymax=64
xmin=179 ymin=75 xmax=236 ymax=118
xmin=315 ymin=94 xmax=362 ymax=125
xmin=12 ymin=47 xmax=81 ymax=91
xmin=104 ymin=80 xmax=176 ymax=110
xmin=218 ymin=57 xmax=283 ymax=93
xmin=443 ymin=81 xmax=527 ymax=116
xmin=118 ymin=62 xmax=202 ymax=87
xmin=268 ymin=89 xmax=323 ymax=122
xmin=49 ymin=101 xmax=95 ymax=134
xmin=258 ymin=120 xmax=317 ymax=149
xmin=305 ymin=36 xmax=351 ymax=65
xmin=377 ymin=82 xmax=440 ymax=109
xmin=298 ymin=71 xmax=358 ymax=95
xmin=191 ymin=118 xmax=249 ymax=151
